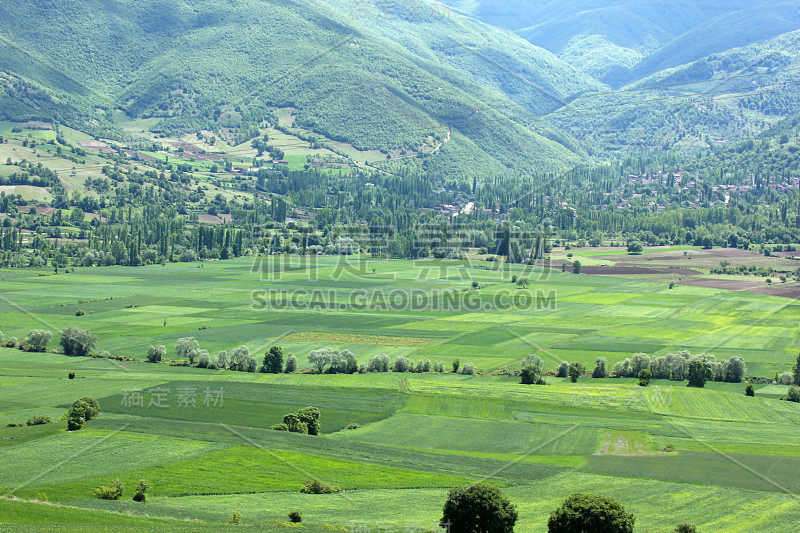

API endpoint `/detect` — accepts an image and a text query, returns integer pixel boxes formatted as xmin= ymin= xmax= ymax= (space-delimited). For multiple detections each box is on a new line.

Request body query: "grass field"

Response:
xmin=1 ymin=257 xmax=799 ymax=531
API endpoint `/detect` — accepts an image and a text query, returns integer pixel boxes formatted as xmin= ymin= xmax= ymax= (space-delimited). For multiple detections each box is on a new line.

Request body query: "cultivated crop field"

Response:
xmin=1 ymin=257 xmax=800 ymax=531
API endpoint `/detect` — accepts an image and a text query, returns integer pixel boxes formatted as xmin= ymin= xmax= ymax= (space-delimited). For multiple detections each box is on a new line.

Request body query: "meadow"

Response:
xmin=1 ymin=257 xmax=800 ymax=531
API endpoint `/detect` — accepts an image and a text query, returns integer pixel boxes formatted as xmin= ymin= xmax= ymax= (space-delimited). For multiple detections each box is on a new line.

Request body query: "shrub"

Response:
xmin=344 ymin=423 xmax=363 ymax=430
xmin=638 ymin=368 xmax=652 ymax=387
xmin=452 ymin=359 xmax=460 ymax=373
xmin=675 ymin=525 xmax=697 ymax=533
xmin=284 ymin=354 xmax=298 ymax=373
xmin=441 ymin=483 xmax=517 ymax=533
xmin=197 ymin=352 xmax=210 ymax=368
xmin=6 ymin=422 xmax=23 ymax=427
xmin=556 ymin=361 xmax=569 ymax=378
xmin=745 ymin=384 xmax=755 ymax=397
xmin=6 ymin=337 xmax=18 ymax=348
xmin=300 ymin=479 xmax=340 ymax=494
xmin=229 ymin=510 xmax=242 ymax=525
xmin=75 ymin=309 xmax=85 ymax=316
xmin=777 ymin=372 xmax=794 ymax=385
xmin=60 ymin=327 xmax=98 ymax=356
xmin=26 ymin=415 xmax=52 ymax=426
xmin=271 ymin=423 xmax=289 ymax=431
xmin=24 ymin=329 xmax=52 ymax=352
xmin=132 ymin=479 xmax=149 ymax=503
xmin=548 ymin=493 xmax=634 ymax=533
xmin=146 ymin=345 xmax=165 ymax=363
xmin=288 ymin=510 xmax=302 ymax=523
xmin=68 ymin=371 xmax=76 ymax=379
xmin=94 ymin=480 xmax=124 ymax=500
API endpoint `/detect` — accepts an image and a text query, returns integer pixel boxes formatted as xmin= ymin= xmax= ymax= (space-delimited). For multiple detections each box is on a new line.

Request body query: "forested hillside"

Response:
xmin=0 ymin=0 xmax=609 ymax=176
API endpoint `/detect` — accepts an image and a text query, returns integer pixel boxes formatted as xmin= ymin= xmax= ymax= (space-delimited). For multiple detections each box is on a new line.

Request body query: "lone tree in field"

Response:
xmin=59 ymin=327 xmax=98 ymax=356
xmin=745 ymin=384 xmax=755 ymax=397
xmin=262 ymin=346 xmax=284 ymax=374
xmin=146 ymin=345 xmax=165 ymax=363
xmin=687 ymin=359 xmax=713 ymax=388
xmin=441 ymin=483 xmax=517 ymax=533
xmin=548 ymin=493 xmax=634 ymax=533
xmin=568 ymin=362 xmax=585 ymax=383
xmin=175 ymin=337 xmax=201 ymax=365
xmin=572 ymin=261 xmax=582 ymax=274
xmin=25 ymin=329 xmax=52 ymax=352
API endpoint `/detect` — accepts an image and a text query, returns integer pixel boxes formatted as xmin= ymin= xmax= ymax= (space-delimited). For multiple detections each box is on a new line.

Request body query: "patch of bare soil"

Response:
xmin=748 ymin=284 xmax=800 ymax=299
xmin=680 ymin=278 xmax=766 ymax=291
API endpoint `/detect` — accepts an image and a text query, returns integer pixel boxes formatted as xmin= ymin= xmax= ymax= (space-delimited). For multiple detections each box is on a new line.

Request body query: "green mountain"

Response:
xmin=0 ymin=0 xmax=607 ymax=176
xmin=461 ymin=0 xmax=798 ymax=86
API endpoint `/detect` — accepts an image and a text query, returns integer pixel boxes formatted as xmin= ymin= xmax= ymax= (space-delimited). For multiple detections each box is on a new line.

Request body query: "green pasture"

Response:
xmin=1 ymin=258 xmax=800 ymax=531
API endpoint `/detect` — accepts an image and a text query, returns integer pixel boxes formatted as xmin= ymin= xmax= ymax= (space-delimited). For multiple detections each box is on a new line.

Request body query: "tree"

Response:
xmin=262 ymin=346 xmax=284 ymax=374
xmin=452 ymin=359 xmax=460 ymax=373
xmin=175 ymin=337 xmax=201 ymax=365
xmin=146 ymin=345 xmax=165 ymax=363
xmin=441 ymin=483 xmax=517 ymax=533
xmin=308 ymin=348 xmax=335 ymax=373
xmin=230 ymin=345 xmax=252 ymax=371
xmin=73 ymin=397 xmax=100 ymax=420
xmin=786 ymin=386 xmax=800 ymax=403
xmin=297 ymin=406 xmax=321 ymax=435
xmin=726 ymin=356 xmax=747 ymax=382
xmin=394 ymin=356 xmax=411 ymax=372
xmin=25 ymin=329 xmax=52 ymax=352
xmin=283 ymin=413 xmax=308 ymax=434
xmin=793 ymin=353 xmax=800 ymax=386
xmin=66 ymin=403 xmax=86 ymax=431
xmin=367 ymin=354 xmax=390 ymax=372
xmin=687 ymin=360 xmax=713 ymax=388
xmin=568 ymin=363 xmax=585 ymax=383
xmin=333 ymin=349 xmax=358 ymax=374
xmin=59 ymin=327 xmax=98 ymax=356
xmin=520 ymin=366 xmax=545 ymax=385
xmin=674 ymin=525 xmax=697 ymax=533
xmin=592 ymin=357 xmax=608 ymax=378
xmin=627 ymin=241 xmax=643 ymax=254
xmin=572 ymin=261 xmax=582 ymax=274
xmin=548 ymin=493 xmax=634 ymax=533
xmin=285 ymin=354 xmax=298 ymax=373
xmin=638 ymin=368 xmax=652 ymax=387
xmin=521 ymin=354 xmax=545 ymax=374
xmin=556 ymin=361 xmax=569 ymax=378
xmin=745 ymin=384 xmax=755 ymax=397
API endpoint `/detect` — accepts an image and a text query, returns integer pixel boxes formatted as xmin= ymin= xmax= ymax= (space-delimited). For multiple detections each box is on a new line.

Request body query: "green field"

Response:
xmin=1 ymin=258 xmax=799 ymax=531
